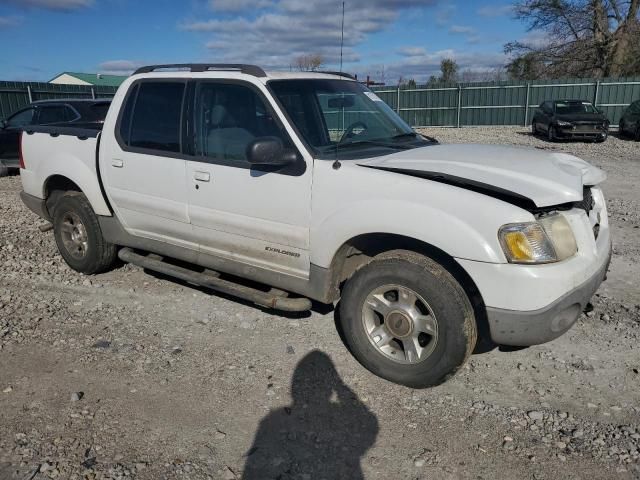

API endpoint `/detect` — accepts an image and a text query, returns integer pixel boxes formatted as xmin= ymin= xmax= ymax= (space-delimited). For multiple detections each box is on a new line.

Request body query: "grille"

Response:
xmin=574 ymin=187 xmax=594 ymax=214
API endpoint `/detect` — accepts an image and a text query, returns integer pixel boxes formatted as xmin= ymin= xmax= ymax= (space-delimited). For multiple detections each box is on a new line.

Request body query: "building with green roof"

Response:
xmin=49 ymin=72 xmax=128 ymax=87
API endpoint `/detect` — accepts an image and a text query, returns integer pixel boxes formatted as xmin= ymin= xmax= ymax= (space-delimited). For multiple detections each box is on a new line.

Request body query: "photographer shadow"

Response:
xmin=242 ymin=350 xmax=378 ymax=480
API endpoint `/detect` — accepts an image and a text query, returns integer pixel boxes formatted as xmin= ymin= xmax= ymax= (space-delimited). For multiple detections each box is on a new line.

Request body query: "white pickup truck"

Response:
xmin=19 ymin=64 xmax=611 ymax=388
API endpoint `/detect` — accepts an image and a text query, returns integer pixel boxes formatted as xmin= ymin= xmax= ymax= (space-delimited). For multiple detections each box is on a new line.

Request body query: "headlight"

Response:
xmin=556 ymin=120 xmax=573 ymax=127
xmin=499 ymin=214 xmax=577 ymax=264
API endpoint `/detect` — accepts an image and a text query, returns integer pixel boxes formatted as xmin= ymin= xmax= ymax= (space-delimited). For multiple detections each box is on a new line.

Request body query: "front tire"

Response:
xmin=53 ymin=192 xmax=117 ymax=274
xmin=338 ymin=250 xmax=477 ymax=388
xmin=547 ymin=125 xmax=557 ymax=142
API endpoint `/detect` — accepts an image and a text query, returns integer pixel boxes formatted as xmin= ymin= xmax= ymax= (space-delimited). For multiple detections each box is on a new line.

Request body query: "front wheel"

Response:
xmin=547 ymin=125 xmax=557 ymax=142
xmin=53 ymin=192 xmax=117 ymax=274
xmin=338 ymin=250 xmax=477 ymax=388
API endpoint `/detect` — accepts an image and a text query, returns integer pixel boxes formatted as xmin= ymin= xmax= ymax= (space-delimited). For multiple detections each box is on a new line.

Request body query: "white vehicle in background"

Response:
xmin=18 ymin=64 xmax=611 ymax=388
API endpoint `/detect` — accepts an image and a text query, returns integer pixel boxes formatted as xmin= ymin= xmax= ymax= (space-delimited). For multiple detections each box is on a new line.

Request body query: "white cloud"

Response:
xmin=362 ymin=48 xmax=507 ymax=82
xmin=0 ymin=0 xmax=92 ymax=11
xmin=181 ymin=0 xmax=439 ymax=68
xmin=519 ymin=30 xmax=549 ymax=49
xmin=98 ymin=60 xmax=144 ymax=76
xmin=0 ymin=15 xmax=21 ymax=27
xmin=449 ymin=25 xmax=475 ymax=34
xmin=477 ymin=4 xmax=513 ymax=17
xmin=208 ymin=0 xmax=273 ymax=11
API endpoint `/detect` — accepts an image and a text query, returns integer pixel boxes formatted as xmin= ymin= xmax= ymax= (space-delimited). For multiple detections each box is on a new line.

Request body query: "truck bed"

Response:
xmin=20 ymin=124 xmax=112 ymax=216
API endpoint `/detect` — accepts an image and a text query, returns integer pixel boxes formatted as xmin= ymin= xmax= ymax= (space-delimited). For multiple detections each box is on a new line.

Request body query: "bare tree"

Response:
xmin=293 ymin=54 xmax=325 ymax=72
xmin=506 ymin=0 xmax=640 ymax=78
xmin=440 ymin=58 xmax=458 ymax=83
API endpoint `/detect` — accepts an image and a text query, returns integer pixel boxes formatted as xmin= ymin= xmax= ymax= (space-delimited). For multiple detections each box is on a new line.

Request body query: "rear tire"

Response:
xmin=52 ymin=192 xmax=117 ymax=274
xmin=531 ymin=122 xmax=538 ymax=136
xmin=338 ymin=250 xmax=477 ymax=388
xmin=619 ymin=120 xmax=626 ymax=138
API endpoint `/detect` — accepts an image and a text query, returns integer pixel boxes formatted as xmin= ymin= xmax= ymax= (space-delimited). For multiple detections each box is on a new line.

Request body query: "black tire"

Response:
xmin=338 ymin=250 xmax=477 ymax=388
xmin=547 ymin=125 xmax=557 ymax=142
xmin=619 ymin=120 xmax=626 ymax=138
xmin=531 ymin=122 xmax=538 ymax=136
xmin=52 ymin=192 xmax=117 ymax=274
xmin=635 ymin=126 xmax=640 ymax=142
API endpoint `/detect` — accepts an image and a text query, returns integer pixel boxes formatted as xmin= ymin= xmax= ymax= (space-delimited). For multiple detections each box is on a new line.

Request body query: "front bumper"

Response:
xmin=556 ymin=125 xmax=608 ymax=139
xmin=485 ymin=244 xmax=611 ymax=345
xmin=458 ymin=187 xmax=611 ymax=346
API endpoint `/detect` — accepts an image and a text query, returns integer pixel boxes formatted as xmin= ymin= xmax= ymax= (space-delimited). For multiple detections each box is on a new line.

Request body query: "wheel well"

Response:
xmin=329 ymin=233 xmax=493 ymax=352
xmin=43 ymin=175 xmax=82 ymax=218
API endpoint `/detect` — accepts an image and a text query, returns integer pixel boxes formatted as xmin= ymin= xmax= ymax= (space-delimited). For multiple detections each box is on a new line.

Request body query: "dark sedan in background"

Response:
xmin=0 ymin=98 xmax=110 ymax=176
xmin=532 ymin=99 xmax=609 ymax=143
xmin=619 ymin=99 xmax=640 ymax=141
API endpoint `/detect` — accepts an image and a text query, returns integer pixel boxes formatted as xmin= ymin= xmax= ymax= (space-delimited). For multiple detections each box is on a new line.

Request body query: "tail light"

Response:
xmin=18 ymin=131 xmax=25 ymax=169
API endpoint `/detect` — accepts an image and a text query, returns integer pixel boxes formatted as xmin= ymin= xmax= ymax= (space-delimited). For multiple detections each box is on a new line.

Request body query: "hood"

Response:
xmin=555 ymin=113 xmax=607 ymax=123
xmin=357 ymin=143 xmax=606 ymax=208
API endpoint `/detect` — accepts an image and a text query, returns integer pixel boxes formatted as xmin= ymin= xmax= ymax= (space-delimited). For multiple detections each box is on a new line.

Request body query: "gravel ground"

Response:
xmin=1 ymin=127 xmax=639 ymax=480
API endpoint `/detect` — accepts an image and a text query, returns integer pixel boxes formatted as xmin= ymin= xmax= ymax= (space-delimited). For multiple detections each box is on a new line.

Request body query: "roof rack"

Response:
xmin=133 ymin=64 xmax=267 ymax=78
xmin=316 ymin=71 xmax=356 ymax=80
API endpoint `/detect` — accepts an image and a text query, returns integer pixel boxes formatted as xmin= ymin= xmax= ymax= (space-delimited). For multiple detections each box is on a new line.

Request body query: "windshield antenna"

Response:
xmin=339 ymin=1 xmax=345 ymax=73
xmin=334 ymin=1 xmax=345 ymax=170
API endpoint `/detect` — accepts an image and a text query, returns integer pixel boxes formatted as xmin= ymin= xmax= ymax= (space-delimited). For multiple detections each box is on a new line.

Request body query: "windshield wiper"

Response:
xmin=334 ymin=139 xmax=416 ymax=150
xmin=391 ymin=132 xmax=438 ymax=143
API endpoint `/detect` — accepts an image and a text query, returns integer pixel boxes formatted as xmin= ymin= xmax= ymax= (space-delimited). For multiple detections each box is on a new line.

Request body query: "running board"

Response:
xmin=118 ymin=248 xmax=312 ymax=312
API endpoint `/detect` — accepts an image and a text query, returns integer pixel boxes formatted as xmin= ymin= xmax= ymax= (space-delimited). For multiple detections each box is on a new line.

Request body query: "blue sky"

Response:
xmin=0 ymin=0 xmax=532 ymax=83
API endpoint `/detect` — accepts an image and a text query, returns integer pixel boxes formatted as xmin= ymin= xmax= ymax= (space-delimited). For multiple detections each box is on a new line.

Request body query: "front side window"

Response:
xmin=125 ymin=82 xmax=185 ymax=153
xmin=38 ymin=105 xmax=70 ymax=124
xmin=7 ymin=108 xmax=35 ymax=127
xmin=269 ymin=79 xmax=430 ymax=159
xmin=193 ymin=82 xmax=290 ymax=163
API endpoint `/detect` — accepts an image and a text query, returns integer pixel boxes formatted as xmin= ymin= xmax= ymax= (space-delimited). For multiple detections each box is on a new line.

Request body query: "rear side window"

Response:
xmin=121 ymin=82 xmax=185 ymax=153
xmin=38 ymin=105 xmax=71 ymax=124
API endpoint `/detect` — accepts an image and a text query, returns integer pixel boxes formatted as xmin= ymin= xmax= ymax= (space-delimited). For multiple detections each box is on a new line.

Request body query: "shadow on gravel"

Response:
xmin=241 ymin=351 xmax=378 ymax=480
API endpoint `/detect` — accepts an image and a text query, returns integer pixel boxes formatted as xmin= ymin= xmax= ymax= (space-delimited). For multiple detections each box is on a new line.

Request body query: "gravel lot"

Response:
xmin=1 ymin=127 xmax=639 ymax=480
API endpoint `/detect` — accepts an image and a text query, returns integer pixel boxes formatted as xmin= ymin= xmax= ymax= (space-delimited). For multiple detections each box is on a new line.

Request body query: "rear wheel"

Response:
xmin=619 ymin=119 xmax=626 ymax=137
xmin=531 ymin=122 xmax=538 ymax=136
xmin=338 ymin=250 xmax=476 ymax=388
xmin=53 ymin=192 xmax=117 ymax=274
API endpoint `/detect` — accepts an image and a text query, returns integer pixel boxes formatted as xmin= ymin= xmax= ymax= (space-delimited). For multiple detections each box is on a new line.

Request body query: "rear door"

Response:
xmin=0 ymin=107 xmax=36 ymax=160
xmin=100 ymin=80 xmax=195 ymax=251
xmin=184 ymin=80 xmax=312 ymax=278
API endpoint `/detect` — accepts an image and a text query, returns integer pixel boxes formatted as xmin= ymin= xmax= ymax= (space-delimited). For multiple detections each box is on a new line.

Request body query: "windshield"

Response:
xmin=555 ymin=102 xmax=598 ymax=115
xmin=269 ymin=79 xmax=432 ymax=159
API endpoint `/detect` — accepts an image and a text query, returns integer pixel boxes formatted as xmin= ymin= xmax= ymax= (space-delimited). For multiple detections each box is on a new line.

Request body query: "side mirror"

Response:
xmin=246 ymin=137 xmax=296 ymax=166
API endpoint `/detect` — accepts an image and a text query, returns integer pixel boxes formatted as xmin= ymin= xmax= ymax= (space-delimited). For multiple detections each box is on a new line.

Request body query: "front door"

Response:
xmin=100 ymin=80 xmax=194 ymax=251
xmin=185 ymin=80 xmax=312 ymax=278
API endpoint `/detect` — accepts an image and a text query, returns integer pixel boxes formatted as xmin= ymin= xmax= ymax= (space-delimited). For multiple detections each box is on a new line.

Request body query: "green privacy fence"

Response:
xmin=0 ymin=81 xmax=118 ymax=120
xmin=371 ymin=77 xmax=640 ymax=128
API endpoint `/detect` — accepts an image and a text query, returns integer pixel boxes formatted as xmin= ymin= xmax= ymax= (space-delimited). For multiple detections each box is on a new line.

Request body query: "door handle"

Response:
xmin=194 ymin=171 xmax=210 ymax=182
xmin=112 ymin=159 xmax=124 ymax=168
